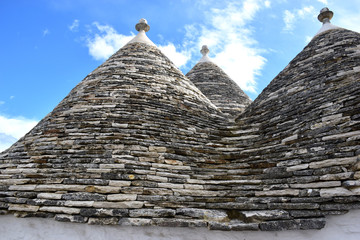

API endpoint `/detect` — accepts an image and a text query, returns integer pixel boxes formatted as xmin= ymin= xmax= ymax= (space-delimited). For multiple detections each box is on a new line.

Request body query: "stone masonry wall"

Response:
xmin=0 ymin=28 xmax=359 ymax=231
xmin=186 ymin=61 xmax=252 ymax=118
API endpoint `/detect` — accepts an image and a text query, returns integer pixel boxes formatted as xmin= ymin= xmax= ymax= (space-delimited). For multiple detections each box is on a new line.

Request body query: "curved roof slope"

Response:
xmin=223 ymin=25 xmax=360 ymax=230
xmin=1 ymin=11 xmax=360 ymax=231
xmin=0 ymin=20 xmax=233 ymax=227
xmin=186 ymin=46 xmax=252 ymax=117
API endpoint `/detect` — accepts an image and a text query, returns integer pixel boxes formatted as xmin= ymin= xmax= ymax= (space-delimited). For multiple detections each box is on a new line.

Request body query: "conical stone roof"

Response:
xmin=1 ymin=10 xmax=360 ymax=232
xmin=186 ymin=45 xmax=252 ymax=117
xmin=0 ymin=20 xmax=232 ymax=226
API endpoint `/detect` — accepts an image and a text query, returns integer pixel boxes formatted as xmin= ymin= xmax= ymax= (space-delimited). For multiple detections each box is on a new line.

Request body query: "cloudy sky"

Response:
xmin=1 ymin=0 xmax=359 ymax=151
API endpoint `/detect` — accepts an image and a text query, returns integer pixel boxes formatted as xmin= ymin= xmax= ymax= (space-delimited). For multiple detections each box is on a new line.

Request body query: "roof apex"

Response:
xmin=315 ymin=7 xmax=340 ymax=36
xmin=127 ymin=18 xmax=156 ymax=46
xmin=198 ymin=45 xmax=212 ymax=63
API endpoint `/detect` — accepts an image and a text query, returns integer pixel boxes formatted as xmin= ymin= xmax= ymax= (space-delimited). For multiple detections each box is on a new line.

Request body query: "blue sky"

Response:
xmin=1 ymin=0 xmax=360 ymax=151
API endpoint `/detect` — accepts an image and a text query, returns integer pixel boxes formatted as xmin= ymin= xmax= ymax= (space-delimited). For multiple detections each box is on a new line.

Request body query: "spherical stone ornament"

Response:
xmin=200 ymin=45 xmax=210 ymax=56
xmin=318 ymin=7 xmax=334 ymax=23
xmin=135 ymin=18 xmax=150 ymax=32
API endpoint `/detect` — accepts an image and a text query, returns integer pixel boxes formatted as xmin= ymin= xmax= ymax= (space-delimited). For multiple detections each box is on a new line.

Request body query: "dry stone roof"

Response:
xmin=186 ymin=45 xmax=252 ymax=117
xmin=1 ymin=10 xmax=360 ymax=231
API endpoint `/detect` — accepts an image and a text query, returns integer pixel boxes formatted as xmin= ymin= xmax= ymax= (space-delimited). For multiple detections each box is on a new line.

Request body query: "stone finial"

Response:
xmin=318 ymin=7 xmax=334 ymax=23
xmin=198 ymin=45 xmax=212 ymax=63
xmin=200 ymin=45 xmax=210 ymax=57
xmin=135 ymin=18 xmax=150 ymax=32
xmin=127 ymin=18 xmax=155 ymax=46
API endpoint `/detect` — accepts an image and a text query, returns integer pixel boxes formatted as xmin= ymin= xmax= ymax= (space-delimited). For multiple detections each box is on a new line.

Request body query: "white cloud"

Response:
xmin=86 ymin=22 xmax=134 ymax=61
xmin=85 ymin=22 xmax=191 ymax=68
xmin=0 ymin=115 xmax=38 ymax=152
xmin=283 ymin=10 xmax=296 ymax=31
xmin=317 ymin=0 xmax=328 ymax=4
xmin=43 ymin=28 xmax=50 ymax=36
xmin=0 ymin=133 xmax=17 ymax=153
xmin=184 ymin=0 xmax=268 ymax=93
xmin=297 ymin=6 xmax=315 ymax=18
xmin=265 ymin=0 xmax=271 ymax=8
xmin=159 ymin=43 xmax=191 ymax=68
xmin=69 ymin=19 xmax=80 ymax=32
xmin=305 ymin=35 xmax=312 ymax=43
xmin=283 ymin=6 xmax=316 ymax=32
xmin=213 ymin=43 xmax=266 ymax=93
xmin=0 ymin=101 xmax=4 ymax=105
xmin=83 ymin=0 xmax=269 ymax=92
xmin=336 ymin=9 xmax=360 ymax=33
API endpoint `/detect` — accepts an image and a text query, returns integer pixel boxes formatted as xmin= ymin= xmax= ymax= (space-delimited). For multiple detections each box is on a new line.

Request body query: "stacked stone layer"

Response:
xmin=186 ymin=61 xmax=252 ymax=117
xmin=0 ymin=28 xmax=359 ymax=231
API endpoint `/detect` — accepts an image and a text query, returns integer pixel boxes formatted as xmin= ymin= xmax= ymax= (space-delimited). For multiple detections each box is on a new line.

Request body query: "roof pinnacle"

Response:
xmin=315 ymin=7 xmax=339 ymax=36
xmin=318 ymin=7 xmax=334 ymax=24
xmin=199 ymin=45 xmax=212 ymax=63
xmin=201 ymin=45 xmax=210 ymax=57
xmin=126 ymin=18 xmax=155 ymax=46
xmin=135 ymin=18 xmax=150 ymax=32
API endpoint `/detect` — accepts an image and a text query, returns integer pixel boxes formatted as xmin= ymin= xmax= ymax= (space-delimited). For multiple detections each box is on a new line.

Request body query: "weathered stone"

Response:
xmin=8 ymin=204 xmax=39 ymax=212
xmin=153 ymin=218 xmax=207 ymax=228
xmin=39 ymin=206 xmax=80 ymax=215
xmin=281 ymin=134 xmax=298 ymax=144
xmin=85 ymin=186 xmax=120 ymax=194
xmin=35 ymin=184 xmax=86 ymax=192
xmin=259 ymin=220 xmax=300 ymax=231
xmin=107 ymin=194 xmax=137 ymax=201
xmin=320 ymin=203 xmax=360 ymax=211
xmin=146 ymin=175 xmax=168 ymax=182
xmin=118 ymin=218 xmax=154 ymax=226
xmin=289 ymin=210 xmax=325 ymax=218
xmin=176 ymin=208 xmax=228 ymax=221
xmin=129 ymin=209 xmax=176 ymax=217
xmin=290 ymin=181 xmax=341 ymax=189
xmin=320 ymin=172 xmax=353 ymax=181
xmin=37 ymin=193 xmax=63 ymax=200
xmin=79 ymin=208 xmax=128 ymax=217
xmin=207 ymin=202 xmax=267 ymax=210
xmin=286 ymin=164 xmax=309 ymax=172
xmin=88 ymin=217 xmax=119 ymax=225
xmin=13 ymin=211 xmax=54 ymax=218
xmin=268 ymin=203 xmax=319 ymax=210
xmin=55 ymin=214 xmax=88 ymax=223
xmin=320 ymin=187 xmax=354 ymax=198
xmin=108 ymin=180 xmax=132 ymax=187
xmin=62 ymin=192 xmax=106 ymax=201
xmin=297 ymin=218 xmax=326 ymax=230
xmin=149 ymin=146 xmax=167 ymax=152
xmin=0 ymin=179 xmax=29 ymax=185
xmin=239 ymin=210 xmax=290 ymax=222
xmin=92 ymin=201 xmax=144 ymax=209
xmin=8 ymin=185 xmax=36 ymax=191
xmin=322 ymin=131 xmax=360 ymax=141
xmin=64 ymin=201 xmax=94 ymax=207
xmin=309 ymin=157 xmax=357 ymax=169
xmin=0 ymin=22 xmax=360 ymax=232
xmin=255 ymin=189 xmax=299 ymax=197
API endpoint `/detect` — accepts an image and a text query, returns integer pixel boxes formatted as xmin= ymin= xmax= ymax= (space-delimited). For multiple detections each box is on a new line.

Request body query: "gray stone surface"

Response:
xmin=0 ymin=18 xmax=360 ymax=232
xmin=186 ymin=56 xmax=252 ymax=117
